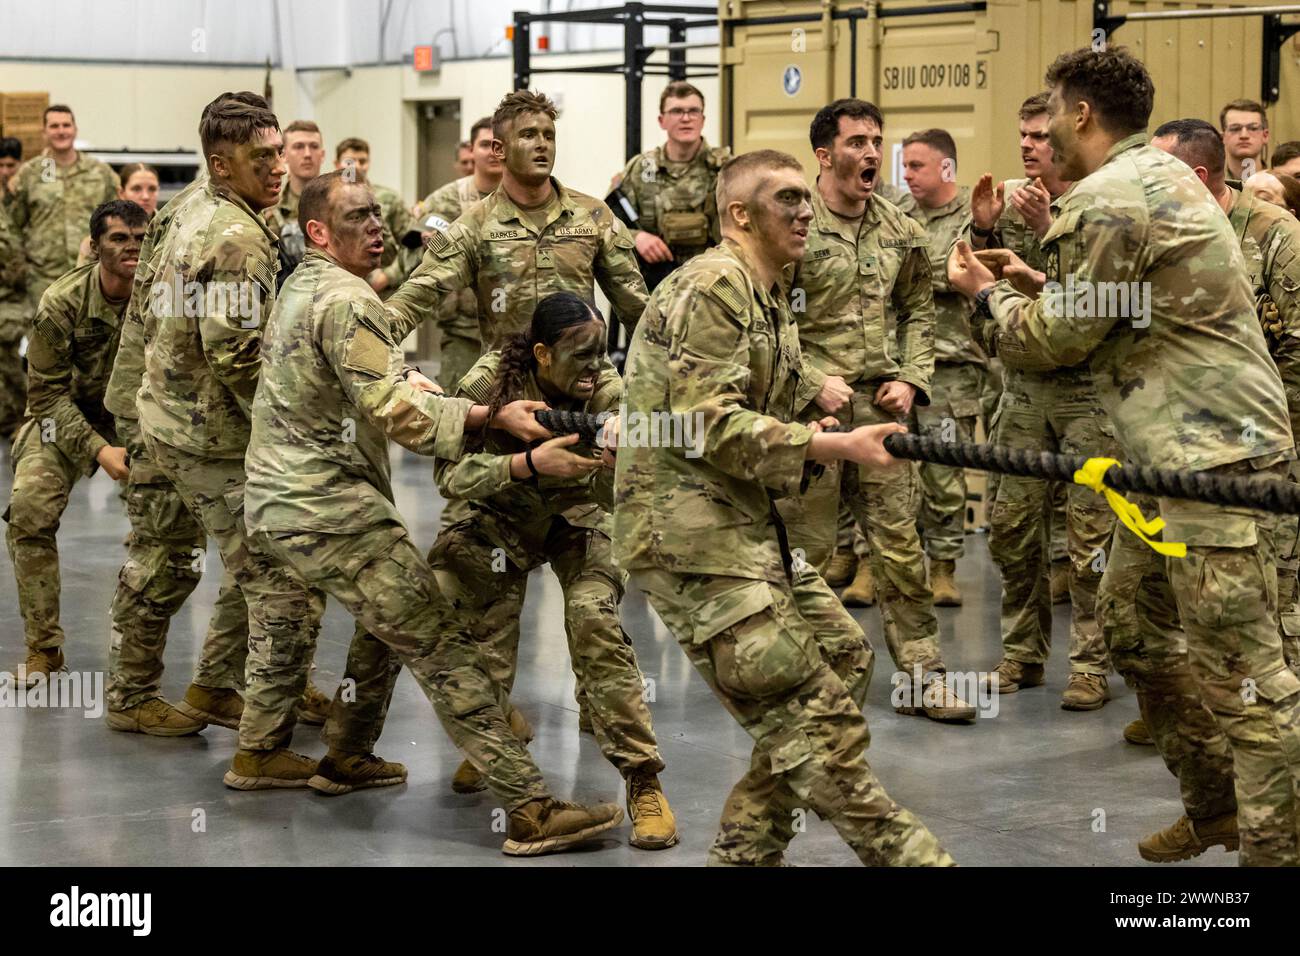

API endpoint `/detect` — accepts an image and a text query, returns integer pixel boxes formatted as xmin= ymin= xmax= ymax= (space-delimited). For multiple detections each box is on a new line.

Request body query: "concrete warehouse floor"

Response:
xmin=0 ymin=443 xmax=1232 ymax=867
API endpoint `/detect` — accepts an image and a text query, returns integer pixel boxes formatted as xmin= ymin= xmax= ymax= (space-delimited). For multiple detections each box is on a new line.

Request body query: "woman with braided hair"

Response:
xmin=428 ymin=290 xmax=678 ymax=851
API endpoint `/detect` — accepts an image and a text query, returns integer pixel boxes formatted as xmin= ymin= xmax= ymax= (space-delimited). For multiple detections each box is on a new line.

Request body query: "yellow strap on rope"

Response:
xmin=1072 ymin=458 xmax=1187 ymax=558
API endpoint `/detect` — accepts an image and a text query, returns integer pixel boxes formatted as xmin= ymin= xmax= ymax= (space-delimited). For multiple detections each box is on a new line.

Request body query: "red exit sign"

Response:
xmin=413 ymin=45 xmax=435 ymax=72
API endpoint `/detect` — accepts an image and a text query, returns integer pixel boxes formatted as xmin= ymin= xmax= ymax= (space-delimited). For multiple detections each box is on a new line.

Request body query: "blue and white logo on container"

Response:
xmin=782 ymin=65 xmax=802 ymax=96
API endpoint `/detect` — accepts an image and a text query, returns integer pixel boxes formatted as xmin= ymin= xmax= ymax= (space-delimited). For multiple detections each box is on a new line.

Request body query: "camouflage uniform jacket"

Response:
xmin=1228 ymin=183 xmax=1300 ymax=445
xmin=24 ymin=262 xmax=125 ymax=472
xmin=386 ymin=177 xmax=648 ymax=348
xmin=245 ymin=249 xmax=473 ymax=536
xmin=0 ymin=202 xmax=24 ymax=320
xmin=901 ymin=185 xmax=985 ymax=367
xmin=615 ymin=140 xmax=729 ymax=261
xmin=790 ymin=185 xmax=935 ymax=403
xmin=103 ymin=177 xmax=207 ymax=420
xmin=412 ymin=174 xmax=491 ymax=339
xmin=988 ymin=133 xmax=1293 ymax=473
xmin=138 ymin=181 xmax=278 ymax=459
xmin=3 ymin=150 xmax=119 ymax=292
xmin=613 ymin=238 xmax=816 ymax=584
xmin=436 ymin=351 xmax=619 ymax=568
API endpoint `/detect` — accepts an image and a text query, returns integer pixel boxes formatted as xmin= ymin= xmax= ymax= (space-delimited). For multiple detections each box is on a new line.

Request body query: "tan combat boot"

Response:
xmin=309 ymin=749 xmax=408 ymax=795
xmin=1061 ymin=672 xmax=1110 ymax=711
xmin=176 ymin=683 xmax=243 ymax=729
xmin=502 ymin=798 xmax=624 ymax=856
xmin=896 ymin=675 xmax=977 ymax=722
xmin=296 ymin=680 xmax=333 ymax=726
xmin=625 ymin=770 xmax=679 ymax=850
xmin=451 ymin=707 xmax=533 ymax=794
xmin=841 ymin=562 xmax=876 ymax=607
xmin=1124 ymin=718 xmax=1155 ymax=746
xmin=929 ymin=559 xmax=962 ymax=606
xmin=106 ymin=698 xmax=206 ymax=736
xmin=1049 ymin=559 xmax=1071 ymax=605
xmin=1138 ymin=812 xmax=1238 ymax=863
xmin=16 ymin=648 xmax=65 ymax=688
xmin=986 ymin=658 xmax=1045 ymax=694
xmin=825 ymin=548 xmax=858 ymax=588
xmin=223 ymin=748 xmax=319 ymax=790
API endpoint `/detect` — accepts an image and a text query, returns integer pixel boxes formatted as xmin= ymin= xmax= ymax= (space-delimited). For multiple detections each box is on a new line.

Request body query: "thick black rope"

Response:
xmin=534 ymin=409 xmax=1300 ymax=516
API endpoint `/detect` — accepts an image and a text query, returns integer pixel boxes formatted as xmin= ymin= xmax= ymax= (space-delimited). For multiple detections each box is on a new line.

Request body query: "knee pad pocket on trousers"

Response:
xmin=764 ymin=726 xmax=814 ymax=776
xmin=437 ymin=663 xmax=499 ymax=719
xmin=354 ymin=538 xmax=438 ymax=629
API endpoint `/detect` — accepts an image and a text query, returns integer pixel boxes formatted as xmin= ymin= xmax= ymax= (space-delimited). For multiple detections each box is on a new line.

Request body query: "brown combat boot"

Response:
xmin=825 ymin=548 xmax=858 ymax=588
xmin=1050 ymin=558 xmax=1071 ymax=605
xmin=106 ymin=698 xmax=206 ymax=737
xmin=987 ymin=658 xmax=1045 ymax=694
xmin=451 ymin=707 xmax=533 ymax=794
xmin=1124 ymin=718 xmax=1155 ymax=746
xmin=842 ymin=561 xmax=876 ymax=607
xmin=502 ymin=798 xmax=624 ymax=856
xmin=223 ymin=747 xmax=319 ymax=790
xmin=625 ymin=770 xmax=679 ymax=850
xmin=896 ymin=675 xmax=977 ymax=722
xmin=176 ymin=683 xmax=243 ymax=729
xmin=929 ymin=559 xmax=962 ymax=606
xmin=1061 ymin=672 xmax=1110 ymax=711
xmin=309 ymin=749 xmax=407 ymax=795
xmin=1138 ymin=812 xmax=1238 ymax=863
xmin=296 ymin=680 xmax=333 ymax=726
xmin=16 ymin=648 xmax=65 ymax=688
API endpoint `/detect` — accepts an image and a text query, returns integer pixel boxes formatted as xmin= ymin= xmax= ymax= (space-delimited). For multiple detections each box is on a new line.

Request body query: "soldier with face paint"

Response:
xmin=245 ymin=171 xmax=625 ymax=856
xmin=427 ymin=290 xmax=677 ymax=851
xmin=5 ymin=199 xmax=145 ymax=686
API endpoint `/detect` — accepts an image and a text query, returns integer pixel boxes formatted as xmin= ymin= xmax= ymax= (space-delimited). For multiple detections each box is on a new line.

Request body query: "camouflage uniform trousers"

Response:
xmin=258 ymin=522 xmax=551 ymax=809
xmin=987 ymin=371 xmax=1116 ymax=674
xmin=1276 ymin=461 xmax=1300 ymax=676
xmin=105 ymin=417 xmax=249 ymax=711
xmin=635 ymin=563 xmax=953 ymax=866
xmin=3 ymin=417 xmax=103 ymax=651
xmin=428 ymin=516 xmax=663 ymax=776
xmin=911 ymin=361 xmax=985 ymax=561
xmin=1098 ymin=465 xmax=1300 ymax=865
xmin=781 ymin=384 xmax=944 ymax=675
xmin=0 ymin=310 xmax=26 ymax=441
xmin=144 ymin=435 xmax=325 ymax=751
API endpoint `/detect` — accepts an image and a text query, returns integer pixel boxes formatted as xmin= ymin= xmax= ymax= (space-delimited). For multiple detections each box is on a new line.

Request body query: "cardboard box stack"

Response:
xmin=0 ymin=92 xmax=50 ymax=165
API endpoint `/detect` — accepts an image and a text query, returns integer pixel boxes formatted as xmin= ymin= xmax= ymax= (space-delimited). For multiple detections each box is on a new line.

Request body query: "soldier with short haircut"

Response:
xmin=3 ymin=105 xmax=119 ymax=313
xmin=951 ymin=47 xmax=1300 ymax=865
xmin=1270 ymin=140 xmax=1300 ymax=179
xmin=899 ymin=127 xmax=987 ymax=606
xmin=406 ymin=116 xmax=502 ymax=389
xmin=265 ymin=118 xmax=325 ymax=284
xmin=332 ymin=136 xmax=419 ymax=298
xmin=616 ymin=148 xmax=955 ymax=866
xmin=1220 ymin=98 xmax=1270 ymax=182
xmin=611 ymin=81 xmax=729 ymax=290
xmin=777 ymin=98 xmax=973 ymax=723
xmin=5 ymin=199 xmax=145 ymax=685
xmin=245 ymin=170 xmax=624 ymax=855
xmin=969 ymin=92 xmax=1118 ymax=712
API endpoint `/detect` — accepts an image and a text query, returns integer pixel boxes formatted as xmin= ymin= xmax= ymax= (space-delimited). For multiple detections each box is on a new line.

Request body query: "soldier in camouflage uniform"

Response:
xmin=386 ymin=90 xmax=647 ymax=351
xmin=428 ymin=291 xmax=677 ymax=849
xmin=407 ymin=117 xmax=502 ymax=390
xmin=898 ymin=129 xmax=988 ymax=606
xmin=616 ymin=149 xmax=954 ymax=867
xmin=951 ymin=47 xmax=1300 ymax=865
xmin=969 ymin=93 xmax=1117 ymax=711
xmin=332 ymin=137 xmax=421 ymax=301
xmin=101 ymin=156 xmax=253 ymax=736
xmin=139 ymin=98 xmax=335 ymax=788
xmin=611 ymin=81 xmax=729 ymax=291
xmin=778 ymin=99 xmax=973 ymax=723
xmin=5 ymin=200 xmax=146 ymax=686
xmin=245 ymin=171 xmax=625 ymax=855
xmin=3 ymin=106 xmax=119 ymax=313
xmin=0 ymin=180 xmax=27 ymax=442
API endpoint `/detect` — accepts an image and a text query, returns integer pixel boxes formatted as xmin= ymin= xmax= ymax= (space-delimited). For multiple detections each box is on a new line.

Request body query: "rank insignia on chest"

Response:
xmin=537 ymin=248 xmax=555 ymax=269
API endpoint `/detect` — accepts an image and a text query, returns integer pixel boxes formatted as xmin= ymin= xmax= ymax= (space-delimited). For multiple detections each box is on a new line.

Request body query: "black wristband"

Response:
xmin=525 ymin=446 xmax=540 ymax=477
xmin=971 ymin=224 xmax=995 ymax=239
